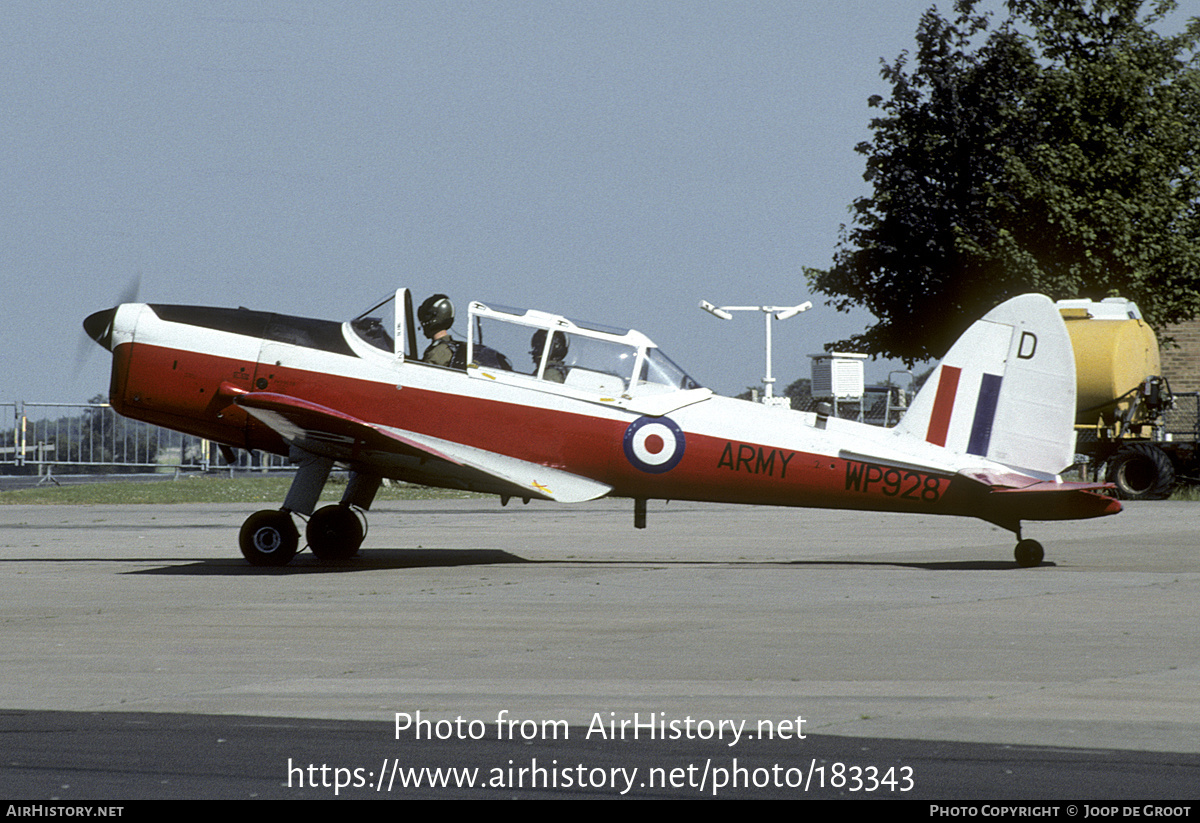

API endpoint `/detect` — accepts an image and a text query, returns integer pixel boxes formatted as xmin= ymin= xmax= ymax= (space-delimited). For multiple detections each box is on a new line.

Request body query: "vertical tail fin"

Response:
xmin=895 ymin=294 xmax=1077 ymax=477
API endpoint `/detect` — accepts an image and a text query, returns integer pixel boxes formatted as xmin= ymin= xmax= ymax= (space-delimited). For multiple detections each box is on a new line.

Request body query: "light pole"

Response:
xmin=699 ymin=299 xmax=812 ymax=404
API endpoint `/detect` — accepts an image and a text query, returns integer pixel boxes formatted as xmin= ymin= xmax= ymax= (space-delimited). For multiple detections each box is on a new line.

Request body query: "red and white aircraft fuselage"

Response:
xmin=84 ymin=290 xmax=1120 ymax=566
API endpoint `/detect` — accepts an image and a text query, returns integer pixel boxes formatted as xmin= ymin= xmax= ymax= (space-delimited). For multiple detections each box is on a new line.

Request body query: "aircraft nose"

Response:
xmin=83 ymin=307 xmax=118 ymax=351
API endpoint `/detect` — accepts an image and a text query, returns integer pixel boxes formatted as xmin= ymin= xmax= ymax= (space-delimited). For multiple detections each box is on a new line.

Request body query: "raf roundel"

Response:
xmin=623 ymin=416 xmax=686 ymax=474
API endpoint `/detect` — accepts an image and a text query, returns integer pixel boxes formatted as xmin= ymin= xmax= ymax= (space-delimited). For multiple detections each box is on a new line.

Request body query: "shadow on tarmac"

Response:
xmin=0 ymin=550 xmax=1047 ymax=574
xmin=114 ymin=551 xmax=1049 ymax=575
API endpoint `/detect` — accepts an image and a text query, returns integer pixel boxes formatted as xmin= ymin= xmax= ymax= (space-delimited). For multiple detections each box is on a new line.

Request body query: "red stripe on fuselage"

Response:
xmin=113 ymin=339 xmax=984 ymax=517
xmin=926 ymin=365 xmax=961 ymax=447
xmin=115 ymin=339 xmax=627 ymax=479
xmin=111 ymin=341 xmax=268 ymax=450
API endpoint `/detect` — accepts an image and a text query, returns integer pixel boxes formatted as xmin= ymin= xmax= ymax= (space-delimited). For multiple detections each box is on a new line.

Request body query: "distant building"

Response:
xmin=1159 ymin=318 xmax=1200 ymax=392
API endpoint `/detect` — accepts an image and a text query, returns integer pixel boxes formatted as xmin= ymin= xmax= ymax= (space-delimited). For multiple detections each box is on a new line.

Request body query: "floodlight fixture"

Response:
xmin=699 ymin=298 xmax=812 ymax=401
xmin=699 ymin=300 xmax=734 ymax=321
xmin=774 ymin=301 xmax=812 ymax=321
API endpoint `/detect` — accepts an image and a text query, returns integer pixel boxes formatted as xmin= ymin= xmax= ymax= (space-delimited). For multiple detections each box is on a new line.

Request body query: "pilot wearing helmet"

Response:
xmin=530 ymin=329 xmax=569 ymax=383
xmin=418 ymin=294 xmax=466 ymax=369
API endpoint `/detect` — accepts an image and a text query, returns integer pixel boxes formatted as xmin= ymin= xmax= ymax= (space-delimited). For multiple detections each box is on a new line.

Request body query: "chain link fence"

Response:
xmin=1163 ymin=392 xmax=1200 ymax=440
xmin=0 ymin=401 xmax=289 ymax=477
xmin=772 ymin=384 xmax=910 ymax=427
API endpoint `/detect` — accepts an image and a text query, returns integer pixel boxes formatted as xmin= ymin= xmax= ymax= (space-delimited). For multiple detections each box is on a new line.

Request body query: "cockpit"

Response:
xmin=348 ymin=289 xmax=703 ymax=402
xmin=467 ymin=301 xmax=701 ymax=397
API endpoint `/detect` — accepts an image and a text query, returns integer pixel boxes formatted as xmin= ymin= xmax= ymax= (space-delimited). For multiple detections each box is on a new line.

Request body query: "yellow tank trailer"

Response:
xmin=1059 ymin=298 xmax=1178 ymax=500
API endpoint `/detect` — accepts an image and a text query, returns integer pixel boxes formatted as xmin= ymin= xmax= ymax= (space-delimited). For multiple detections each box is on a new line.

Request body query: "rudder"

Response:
xmin=896 ymin=294 xmax=1077 ymax=477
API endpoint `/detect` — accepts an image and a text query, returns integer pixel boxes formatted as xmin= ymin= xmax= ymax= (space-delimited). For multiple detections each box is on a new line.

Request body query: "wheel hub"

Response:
xmin=252 ymin=527 xmax=283 ymax=553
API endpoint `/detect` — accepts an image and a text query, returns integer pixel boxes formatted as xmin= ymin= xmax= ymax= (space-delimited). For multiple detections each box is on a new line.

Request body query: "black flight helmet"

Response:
xmin=418 ymin=294 xmax=454 ymax=338
xmin=530 ymin=329 xmax=569 ymax=363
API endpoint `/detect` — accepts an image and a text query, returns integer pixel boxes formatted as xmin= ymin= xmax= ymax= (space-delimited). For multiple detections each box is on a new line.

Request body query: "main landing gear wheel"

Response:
xmin=239 ymin=510 xmax=299 ymax=567
xmin=1014 ymin=539 xmax=1044 ymax=568
xmin=306 ymin=504 xmax=365 ymax=561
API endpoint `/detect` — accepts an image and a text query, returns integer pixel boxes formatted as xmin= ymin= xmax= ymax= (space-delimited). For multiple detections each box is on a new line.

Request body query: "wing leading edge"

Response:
xmin=235 ymin=392 xmax=612 ymax=504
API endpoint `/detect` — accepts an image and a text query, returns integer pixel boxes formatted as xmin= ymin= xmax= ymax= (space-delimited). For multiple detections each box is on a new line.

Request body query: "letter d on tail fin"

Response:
xmin=896 ymin=294 xmax=1077 ymax=477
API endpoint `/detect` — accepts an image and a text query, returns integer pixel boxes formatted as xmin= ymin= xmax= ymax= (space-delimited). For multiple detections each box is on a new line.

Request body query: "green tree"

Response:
xmin=784 ymin=377 xmax=814 ymax=410
xmin=808 ymin=0 xmax=1200 ymax=362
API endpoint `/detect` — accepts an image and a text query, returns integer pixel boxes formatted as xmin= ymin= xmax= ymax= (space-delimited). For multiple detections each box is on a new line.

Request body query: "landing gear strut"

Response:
xmin=237 ymin=449 xmax=381 ymax=566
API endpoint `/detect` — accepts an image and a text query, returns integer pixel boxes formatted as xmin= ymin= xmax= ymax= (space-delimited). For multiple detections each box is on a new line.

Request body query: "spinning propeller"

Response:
xmin=81 ymin=274 xmax=140 ymax=355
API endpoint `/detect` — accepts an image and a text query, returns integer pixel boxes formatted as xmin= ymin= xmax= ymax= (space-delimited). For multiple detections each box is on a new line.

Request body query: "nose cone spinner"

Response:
xmin=83 ymin=307 xmax=119 ymax=351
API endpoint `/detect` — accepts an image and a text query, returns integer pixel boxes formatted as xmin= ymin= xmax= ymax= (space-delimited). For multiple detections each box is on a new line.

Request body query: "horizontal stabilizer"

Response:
xmin=957 ymin=467 xmax=1115 ymax=494
xmin=954 ymin=469 xmax=1122 ymax=522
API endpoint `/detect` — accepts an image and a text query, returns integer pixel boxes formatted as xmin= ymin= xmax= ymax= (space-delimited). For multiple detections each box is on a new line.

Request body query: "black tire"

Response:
xmin=1106 ymin=443 xmax=1175 ymax=500
xmin=1014 ymin=539 xmax=1044 ymax=568
xmin=239 ymin=510 xmax=299 ymax=566
xmin=306 ymin=504 xmax=364 ymax=561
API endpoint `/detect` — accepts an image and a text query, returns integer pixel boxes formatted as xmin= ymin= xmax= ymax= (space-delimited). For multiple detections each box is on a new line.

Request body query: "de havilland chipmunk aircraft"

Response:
xmin=82 ymin=289 xmax=1120 ymax=568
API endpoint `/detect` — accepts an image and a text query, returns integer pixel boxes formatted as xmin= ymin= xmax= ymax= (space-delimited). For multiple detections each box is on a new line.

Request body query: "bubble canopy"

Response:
xmin=348 ymin=291 xmax=701 ymax=398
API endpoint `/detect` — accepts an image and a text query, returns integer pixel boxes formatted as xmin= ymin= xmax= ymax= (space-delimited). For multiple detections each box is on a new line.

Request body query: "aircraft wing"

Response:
xmin=235 ymin=392 xmax=612 ymax=503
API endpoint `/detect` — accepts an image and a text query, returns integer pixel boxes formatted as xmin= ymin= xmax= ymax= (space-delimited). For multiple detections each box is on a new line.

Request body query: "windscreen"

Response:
xmin=350 ymin=294 xmax=396 ymax=353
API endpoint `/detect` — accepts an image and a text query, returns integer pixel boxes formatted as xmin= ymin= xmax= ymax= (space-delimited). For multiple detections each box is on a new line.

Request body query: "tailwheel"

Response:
xmin=1014 ymin=539 xmax=1044 ymax=568
xmin=240 ymin=509 xmax=299 ymax=567
xmin=306 ymin=504 xmax=365 ymax=561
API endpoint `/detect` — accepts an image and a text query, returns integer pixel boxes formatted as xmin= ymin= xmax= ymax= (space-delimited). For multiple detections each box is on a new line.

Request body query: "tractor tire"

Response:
xmin=1105 ymin=443 xmax=1175 ymax=501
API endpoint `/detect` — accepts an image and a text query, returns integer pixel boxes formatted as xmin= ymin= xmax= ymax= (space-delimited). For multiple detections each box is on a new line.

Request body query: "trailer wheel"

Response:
xmin=1106 ymin=443 xmax=1175 ymax=500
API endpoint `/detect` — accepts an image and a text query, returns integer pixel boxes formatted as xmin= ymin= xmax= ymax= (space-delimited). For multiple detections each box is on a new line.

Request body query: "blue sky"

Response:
xmin=6 ymin=1 xmax=1010 ymax=402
